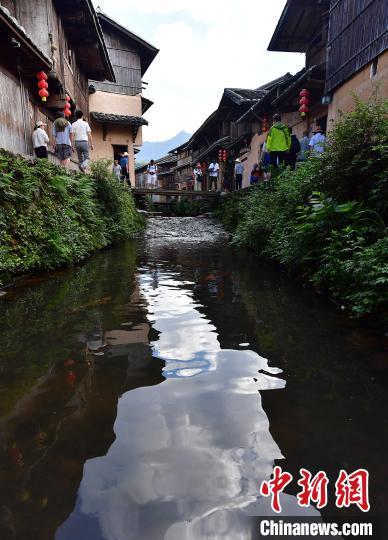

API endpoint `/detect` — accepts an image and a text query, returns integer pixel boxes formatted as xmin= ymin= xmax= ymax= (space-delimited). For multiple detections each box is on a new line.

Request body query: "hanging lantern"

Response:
xmin=38 ymin=88 xmax=49 ymax=102
xmin=218 ymin=149 xmax=222 ymax=161
xmin=222 ymin=149 xmax=227 ymax=161
xmin=36 ymin=71 xmax=49 ymax=102
xmin=299 ymin=89 xmax=310 ymax=117
xmin=299 ymin=104 xmax=309 ymax=117
xmin=36 ymin=71 xmax=48 ymax=81
xmin=63 ymin=94 xmax=72 ymax=117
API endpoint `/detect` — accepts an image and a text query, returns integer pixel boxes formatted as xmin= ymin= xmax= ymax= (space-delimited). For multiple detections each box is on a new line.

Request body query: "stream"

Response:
xmin=0 ymin=217 xmax=387 ymax=539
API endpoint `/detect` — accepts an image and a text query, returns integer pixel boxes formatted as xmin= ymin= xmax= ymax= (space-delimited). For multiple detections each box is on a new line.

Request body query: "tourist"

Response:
xmin=32 ymin=121 xmax=49 ymax=159
xmin=193 ymin=162 xmax=203 ymax=191
xmin=285 ymin=127 xmax=301 ymax=170
xmin=147 ymin=159 xmax=158 ymax=189
xmin=72 ymin=110 xmax=93 ymax=172
xmin=112 ymin=160 xmax=122 ymax=180
xmin=266 ymin=113 xmax=291 ymax=168
xmin=298 ymin=130 xmax=310 ymax=162
xmin=250 ymin=163 xmax=260 ymax=185
xmin=52 ymin=112 xmax=73 ymax=168
xmin=309 ymin=126 xmax=326 ymax=155
xmin=120 ymin=152 xmax=130 ymax=186
xmin=208 ymin=159 xmax=219 ymax=191
xmin=234 ymin=159 xmax=244 ymax=190
xmin=260 ymin=141 xmax=272 ymax=181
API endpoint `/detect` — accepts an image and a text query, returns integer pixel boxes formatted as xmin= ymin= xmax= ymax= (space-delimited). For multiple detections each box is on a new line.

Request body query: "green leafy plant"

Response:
xmin=217 ymin=96 xmax=388 ymax=318
xmin=0 ymin=153 xmax=144 ymax=284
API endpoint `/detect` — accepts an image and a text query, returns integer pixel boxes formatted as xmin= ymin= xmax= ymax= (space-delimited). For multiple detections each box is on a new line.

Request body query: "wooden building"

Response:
xmin=265 ymin=0 xmax=330 ymax=135
xmin=325 ymin=0 xmax=388 ymax=126
xmin=89 ymin=11 xmax=158 ymax=184
xmin=0 ymin=0 xmax=114 ymax=159
xmin=170 ymin=141 xmax=193 ymax=190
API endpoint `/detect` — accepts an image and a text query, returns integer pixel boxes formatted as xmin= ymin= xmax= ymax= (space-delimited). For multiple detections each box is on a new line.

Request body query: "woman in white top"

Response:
xmin=147 ymin=160 xmax=158 ymax=188
xmin=32 ymin=121 xmax=50 ymax=159
xmin=193 ymin=163 xmax=203 ymax=191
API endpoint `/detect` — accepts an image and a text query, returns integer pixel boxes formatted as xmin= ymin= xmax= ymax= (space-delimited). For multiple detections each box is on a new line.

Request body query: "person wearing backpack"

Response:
xmin=286 ymin=127 xmax=301 ymax=170
xmin=266 ymin=114 xmax=291 ymax=168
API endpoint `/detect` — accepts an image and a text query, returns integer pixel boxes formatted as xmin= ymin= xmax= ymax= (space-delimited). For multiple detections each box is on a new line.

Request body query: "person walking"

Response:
xmin=285 ymin=127 xmax=301 ymax=170
xmin=234 ymin=159 xmax=244 ymax=190
xmin=266 ymin=113 xmax=291 ymax=168
xmin=147 ymin=160 xmax=158 ymax=189
xmin=32 ymin=121 xmax=49 ymax=159
xmin=309 ymin=126 xmax=326 ymax=155
xmin=120 ymin=152 xmax=130 ymax=186
xmin=72 ymin=110 xmax=93 ymax=172
xmin=52 ymin=112 xmax=73 ymax=168
xmin=208 ymin=159 xmax=219 ymax=191
xmin=298 ymin=130 xmax=310 ymax=162
xmin=193 ymin=163 xmax=203 ymax=191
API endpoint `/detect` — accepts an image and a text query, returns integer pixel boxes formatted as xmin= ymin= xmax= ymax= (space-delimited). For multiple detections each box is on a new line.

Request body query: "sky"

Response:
xmin=92 ymin=0 xmax=305 ymax=142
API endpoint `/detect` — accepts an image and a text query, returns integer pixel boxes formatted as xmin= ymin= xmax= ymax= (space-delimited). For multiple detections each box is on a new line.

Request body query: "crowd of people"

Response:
xmin=33 ymin=111 xmax=94 ymax=171
xmin=32 ymin=111 xmax=133 ymax=187
xmin=190 ymin=114 xmax=327 ymax=192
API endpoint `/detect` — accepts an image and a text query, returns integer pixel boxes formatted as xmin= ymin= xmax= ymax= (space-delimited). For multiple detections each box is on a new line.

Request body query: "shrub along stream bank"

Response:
xmin=0 ymin=155 xmax=144 ymax=285
xmin=217 ymin=97 xmax=388 ymax=321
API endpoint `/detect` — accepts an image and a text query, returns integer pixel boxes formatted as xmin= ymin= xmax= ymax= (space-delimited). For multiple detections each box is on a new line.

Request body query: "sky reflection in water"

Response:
xmin=57 ymin=263 xmax=320 ymax=540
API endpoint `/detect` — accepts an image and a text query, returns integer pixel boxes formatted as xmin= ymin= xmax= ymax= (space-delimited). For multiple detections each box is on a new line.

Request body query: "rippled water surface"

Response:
xmin=0 ymin=217 xmax=387 ymax=539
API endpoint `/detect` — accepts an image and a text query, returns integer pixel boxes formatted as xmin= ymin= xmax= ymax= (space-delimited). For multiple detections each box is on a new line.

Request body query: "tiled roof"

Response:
xmin=224 ymin=88 xmax=267 ymax=105
xmin=271 ymin=65 xmax=323 ymax=107
xmin=90 ymin=112 xmax=148 ymax=126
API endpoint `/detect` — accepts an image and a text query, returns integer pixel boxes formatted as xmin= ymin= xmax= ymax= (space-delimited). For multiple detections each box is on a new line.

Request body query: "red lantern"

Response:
xmin=65 ymin=94 xmax=71 ymax=102
xmin=299 ymin=104 xmax=309 ymax=117
xmin=64 ymin=102 xmax=71 ymax=110
xmin=63 ymin=108 xmax=72 ymax=117
xmin=222 ymin=150 xmax=227 ymax=161
xmin=37 ymin=71 xmax=49 ymax=102
xmin=299 ymin=89 xmax=310 ymax=117
xmin=218 ymin=150 xmax=222 ymax=161
xmin=39 ymin=88 xmax=49 ymax=102
xmin=36 ymin=71 xmax=48 ymax=81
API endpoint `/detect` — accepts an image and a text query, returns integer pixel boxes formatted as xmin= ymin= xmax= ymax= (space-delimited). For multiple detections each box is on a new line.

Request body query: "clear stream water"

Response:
xmin=0 ymin=217 xmax=387 ymax=539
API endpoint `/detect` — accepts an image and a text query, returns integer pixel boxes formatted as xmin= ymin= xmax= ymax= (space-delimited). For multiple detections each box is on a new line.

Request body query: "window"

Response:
xmin=371 ymin=58 xmax=378 ymax=79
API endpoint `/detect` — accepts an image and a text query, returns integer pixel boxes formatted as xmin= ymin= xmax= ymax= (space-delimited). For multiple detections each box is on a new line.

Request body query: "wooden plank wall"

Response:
xmin=326 ymin=0 xmax=388 ymax=92
xmin=92 ymin=28 xmax=142 ymax=95
xmin=0 ymin=68 xmax=30 ymax=155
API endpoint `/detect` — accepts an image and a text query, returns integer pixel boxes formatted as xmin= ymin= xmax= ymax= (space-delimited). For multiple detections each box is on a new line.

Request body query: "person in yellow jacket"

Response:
xmin=266 ymin=113 xmax=291 ymax=168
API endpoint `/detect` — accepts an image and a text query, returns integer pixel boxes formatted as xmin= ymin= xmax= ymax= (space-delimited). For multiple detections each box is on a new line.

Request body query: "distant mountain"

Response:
xmin=135 ymin=130 xmax=191 ymax=165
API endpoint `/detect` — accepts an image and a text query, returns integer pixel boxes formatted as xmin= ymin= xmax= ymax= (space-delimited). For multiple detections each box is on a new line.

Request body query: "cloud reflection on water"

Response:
xmin=57 ymin=266 xmax=312 ymax=540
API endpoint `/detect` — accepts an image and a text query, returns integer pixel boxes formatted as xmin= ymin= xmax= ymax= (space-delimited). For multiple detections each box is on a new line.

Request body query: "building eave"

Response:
xmin=90 ymin=112 xmax=148 ymax=126
xmin=0 ymin=4 xmax=52 ymax=70
xmin=53 ymin=0 xmax=115 ymax=82
xmin=97 ymin=11 xmax=159 ymax=76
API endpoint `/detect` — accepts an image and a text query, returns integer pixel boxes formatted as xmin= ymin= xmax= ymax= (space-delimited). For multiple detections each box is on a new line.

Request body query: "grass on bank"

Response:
xmin=217 ymin=96 xmax=388 ymax=318
xmin=0 ymin=155 xmax=144 ymax=284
